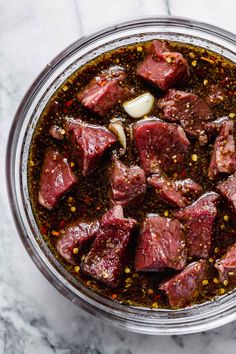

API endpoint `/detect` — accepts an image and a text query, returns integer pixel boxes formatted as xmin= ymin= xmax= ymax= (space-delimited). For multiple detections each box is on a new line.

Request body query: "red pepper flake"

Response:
xmin=41 ymin=226 xmax=47 ymax=234
xmin=98 ymin=80 xmax=107 ymax=87
xmin=84 ymin=196 xmax=93 ymax=205
xmin=220 ymin=68 xmax=225 ymax=74
xmin=51 ymin=230 xmax=60 ymax=236
xmin=59 ymin=220 xmax=66 ymax=228
xmin=111 ymin=294 xmax=117 ymax=299
xmin=65 ymin=99 xmax=74 ymax=107
xmin=180 ymin=169 xmax=187 ymax=178
xmin=200 ymin=56 xmax=215 ymax=65
xmin=154 ymin=294 xmax=161 ymax=301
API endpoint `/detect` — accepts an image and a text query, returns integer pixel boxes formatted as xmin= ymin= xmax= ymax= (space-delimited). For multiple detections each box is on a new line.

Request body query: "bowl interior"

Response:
xmin=7 ymin=17 xmax=236 ymax=335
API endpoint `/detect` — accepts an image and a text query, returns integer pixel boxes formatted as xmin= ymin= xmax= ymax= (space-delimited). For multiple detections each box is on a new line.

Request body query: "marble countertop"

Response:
xmin=1 ymin=0 xmax=236 ymax=353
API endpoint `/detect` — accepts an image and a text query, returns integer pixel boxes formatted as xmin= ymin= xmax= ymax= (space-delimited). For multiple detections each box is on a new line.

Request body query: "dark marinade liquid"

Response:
xmin=28 ymin=40 xmax=236 ymax=309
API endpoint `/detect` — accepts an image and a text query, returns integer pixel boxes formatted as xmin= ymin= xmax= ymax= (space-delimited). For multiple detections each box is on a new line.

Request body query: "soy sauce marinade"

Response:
xmin=28 ymin=40 xmax=236 ymax=308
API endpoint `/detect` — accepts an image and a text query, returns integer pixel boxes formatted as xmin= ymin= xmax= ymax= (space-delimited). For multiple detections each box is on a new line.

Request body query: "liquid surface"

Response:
xmin=28 ymin=40 xmax=236 ymax=309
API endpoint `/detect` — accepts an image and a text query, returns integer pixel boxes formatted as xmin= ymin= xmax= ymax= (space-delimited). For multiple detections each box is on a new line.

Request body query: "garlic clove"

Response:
xmin=123 ymin=92 xmax=155 ymax=118
xmin=109 ymin=122 xmax=126 ymax=150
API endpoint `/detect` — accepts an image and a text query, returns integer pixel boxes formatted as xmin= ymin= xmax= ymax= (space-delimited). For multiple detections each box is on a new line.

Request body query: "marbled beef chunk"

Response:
xmin=160 ymin=260 xmax=206 ymax=308
xmin=215 ymin=243 xmax=236 ymax=283
xmin=158 ymin=89 xmax=212 ymax=139
xmin=110 ymin=156 xmax=146 ymax=207
xmin=77 ymin=67 xmax=129 ymax=116
xmin=205 ymin=116 xmax=229 ymax=133
xmin=133 ymin=117 xmax=190 ymax=175
xmin=64 ymin=118 xmax=116 ymax=175
xmin=81 ymin=206 xmax=137 ymax=287
xmin=38 ymin=150 xmax=77 ymax=210
xmin=137 ymin=40 xmax=189 ymax=91
xmin=175 ymin=192 xmax=219 ymax=259
xmin=217 ymin=173 xmax=236 ymax=213
xmin=56 ymin=220 xmax=100 ymax=265
xmin=148 ymin=174 xmax=202 ymax=208
xmin=208 ymin=119 xmax=236 ymax=179
xmin=135 ymin=215 xmax=187 ymax=272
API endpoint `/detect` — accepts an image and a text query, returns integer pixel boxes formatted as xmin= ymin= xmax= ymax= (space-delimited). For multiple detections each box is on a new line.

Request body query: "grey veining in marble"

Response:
xmin=1 ymin=0 xmax=236 ymax=353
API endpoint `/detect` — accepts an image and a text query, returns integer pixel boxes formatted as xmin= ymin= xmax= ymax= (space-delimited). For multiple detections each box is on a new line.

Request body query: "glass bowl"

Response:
xmin=6 ymin=17 xmax=236 ymax=335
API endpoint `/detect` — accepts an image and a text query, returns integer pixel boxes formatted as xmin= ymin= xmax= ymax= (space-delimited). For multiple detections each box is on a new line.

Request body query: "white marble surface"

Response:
xmin=1 ymin=0 xmax=236 ymax=353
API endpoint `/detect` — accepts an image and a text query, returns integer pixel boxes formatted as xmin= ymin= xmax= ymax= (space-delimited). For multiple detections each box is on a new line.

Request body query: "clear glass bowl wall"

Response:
xmin=6 ymin=17 xmax=236 ymax=335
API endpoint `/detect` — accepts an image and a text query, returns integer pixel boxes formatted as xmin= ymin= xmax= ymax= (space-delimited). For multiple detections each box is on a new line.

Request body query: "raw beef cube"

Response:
xmin=215 ymin=243 xmax=236 ymax=283
xmin=135 ymin=214 xmax=187 ymax=271
xmin=205 ymin=116 xmax=229 ymax=133
xmin=56 ymin=220 xmax=100 ymax=265
xmin=77 ymin=67 xmax=129 ymax=116
xmin=158 ymin=89 xmax=212 ymax=138
xmin=174 ymin=179 xmax=203 ymax=195
xmin=81 ymin=205 xmax=137 ymax=287
xmin=148 ymin=174 xmax=202 ymax=208
xmin=175 ymin=192 xmax=219 ymax=259
xmin=208 ymin=119 xmax=236 ymax=179
xmin=217 ymin=173 xmax=236 ymax=213
xmin=64 ymin=118 xmax=116 ymax=175
xmin=38 ymin=150 xmax=77 ymax=209
xmin=137 ymin=40 xmax=189 ymax=91
xmin=133 ymin=117 xmax=190 ymax=175
xmin=160 ymin=260 xmax=206 ymax=308
xmin=110 ymin=156 xmax=146 ymax=207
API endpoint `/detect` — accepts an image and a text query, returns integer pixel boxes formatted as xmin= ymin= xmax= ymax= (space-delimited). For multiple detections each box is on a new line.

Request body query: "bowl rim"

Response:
xmin=6 ymin=16 xmax=236 ymax=335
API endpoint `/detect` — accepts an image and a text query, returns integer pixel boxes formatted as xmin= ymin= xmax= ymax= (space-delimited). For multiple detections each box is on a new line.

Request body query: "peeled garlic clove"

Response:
xmin=123 ymin=92 xmax=155 ymax=118
xmin=109 ymin=122 xmax=126 ymax=150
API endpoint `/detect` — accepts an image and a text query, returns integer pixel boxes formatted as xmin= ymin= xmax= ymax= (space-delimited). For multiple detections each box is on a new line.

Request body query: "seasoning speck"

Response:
xmin=125 ymin=267 xmax=131 ymax=274
xmin=73 ymin=247 xmax=79 ymax=254
xmin=223 ymin=280 xmax=229 ymax=286
xmin=74 ymin=265 xmax=80 ymax=273
xmin=219 ymin=288 xmax=225 ymax=295
xmin=151 ymin=302 xmax=158 ymax=309
xmin=189 ymin=52 xmax=195 ymax=58
xmin=191 ymin=154 xmax=198 ymax=162
xmin=137 ymin=46 xmax=143 ymax=52
xmin=202 ymin=280 xmax=209 ymax=286
xmin=51 ymin=230 xmax=60 ymax=236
